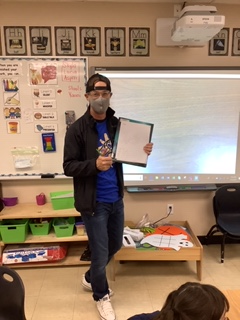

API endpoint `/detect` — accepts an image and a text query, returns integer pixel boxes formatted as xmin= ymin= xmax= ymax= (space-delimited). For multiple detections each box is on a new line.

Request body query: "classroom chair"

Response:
xmin=205 ymin=184 xmax=240 ymax=263
xmin=0 ymin=266 xmax=26 ymax=320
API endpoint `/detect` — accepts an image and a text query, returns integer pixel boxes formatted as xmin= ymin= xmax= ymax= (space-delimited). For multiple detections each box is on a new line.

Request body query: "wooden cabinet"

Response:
xmin=0 ymin=203 xmax=90 ymax=268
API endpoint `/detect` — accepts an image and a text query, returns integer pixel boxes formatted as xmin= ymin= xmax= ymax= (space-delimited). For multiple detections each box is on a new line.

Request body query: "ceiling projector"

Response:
xmin=171 ymin=5 xmax=225 ymax=45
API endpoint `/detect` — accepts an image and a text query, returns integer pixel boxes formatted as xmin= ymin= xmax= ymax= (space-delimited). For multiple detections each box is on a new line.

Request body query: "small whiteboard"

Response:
xmin=112 ymin=117 xmax=154 ymax=167
xmin=0 ymin=56 xmax=88 ymax=179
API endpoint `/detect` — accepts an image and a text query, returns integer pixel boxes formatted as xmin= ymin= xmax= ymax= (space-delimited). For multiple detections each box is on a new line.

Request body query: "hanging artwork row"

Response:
xmin=0 ymin=26 xmax=150 ymax=57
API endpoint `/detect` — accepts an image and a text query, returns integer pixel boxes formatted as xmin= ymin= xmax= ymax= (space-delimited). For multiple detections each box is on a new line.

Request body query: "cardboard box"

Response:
xmin=50 ymin=191 xmax=74 ymax=210
xmin=2 ymin=243 xmax=67 ymax=265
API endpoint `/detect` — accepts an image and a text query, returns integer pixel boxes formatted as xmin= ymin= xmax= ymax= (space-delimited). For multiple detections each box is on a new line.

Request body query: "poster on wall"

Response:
xmin=80 ymin=27 xmax=101 ymax=56
xmin=54 ymin=27 xmax=77 ymax=56
xmin=105 ymin=27 xmax=125 ymax=56
xmin=231 ymin=28 xmax=240 ymax=56
xmin=29 ymin=26 xmax=52 ymax=56
xmin=129 ymin=28 xmax=150 ymax=56
xmin=4 ymin=26 xmax=27 ymax=56
xmin=208 ymin=28 xmax=229 ymax=56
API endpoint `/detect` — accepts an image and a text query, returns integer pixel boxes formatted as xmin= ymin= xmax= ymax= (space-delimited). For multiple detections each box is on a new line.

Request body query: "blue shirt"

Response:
xmin=96 ymin=120 xmax=120 ymax=203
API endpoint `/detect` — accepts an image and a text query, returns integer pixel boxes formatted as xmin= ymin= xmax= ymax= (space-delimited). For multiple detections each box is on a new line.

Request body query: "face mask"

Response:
xmin=90 ymin=97 xmax=110 ymax=114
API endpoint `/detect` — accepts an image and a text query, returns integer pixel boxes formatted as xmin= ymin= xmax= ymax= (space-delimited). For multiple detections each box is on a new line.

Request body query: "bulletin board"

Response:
xmin=0 ymin=57 xmax=88 ymax=179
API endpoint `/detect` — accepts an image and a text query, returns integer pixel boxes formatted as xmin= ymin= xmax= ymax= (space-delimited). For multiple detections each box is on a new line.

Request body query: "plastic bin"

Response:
xmin=0 ymin=219 xmax=29 ymax=243
xmin=29 ymin=218 xmax=52 ymax=236
xmin=2 ymin=197 xmax=18 ymax=206
xmin=75 ymin=222 xmax=86 ymax=236
xmin=53 ymin=217 xmax=75 ymax=237
xmin=50 ymin=191 xmax=74 ymax=210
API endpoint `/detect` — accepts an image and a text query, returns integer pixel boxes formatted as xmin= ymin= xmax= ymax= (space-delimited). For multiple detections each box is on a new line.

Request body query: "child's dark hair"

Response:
xmin=152 ymin=282 xmax=229 ymax=320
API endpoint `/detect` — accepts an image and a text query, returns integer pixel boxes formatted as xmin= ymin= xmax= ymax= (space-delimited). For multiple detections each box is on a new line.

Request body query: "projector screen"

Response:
xmin=92 ymin=67 xmax=240 ymax=188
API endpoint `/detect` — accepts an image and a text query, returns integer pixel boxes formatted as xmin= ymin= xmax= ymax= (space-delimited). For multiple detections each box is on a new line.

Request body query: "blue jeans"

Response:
xmin=81 ymin=198 xmax=124 ymax=301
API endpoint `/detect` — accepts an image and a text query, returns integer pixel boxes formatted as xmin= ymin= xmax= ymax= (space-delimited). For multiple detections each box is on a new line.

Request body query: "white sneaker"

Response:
xmin=97 ymin=294 xmax=116 ymax=320
xmin=82 ymin=274 xmax=114 ymax=297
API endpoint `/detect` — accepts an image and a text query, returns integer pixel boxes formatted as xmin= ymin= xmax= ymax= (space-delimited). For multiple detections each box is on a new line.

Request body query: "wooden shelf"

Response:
xmin=0 ymin=203 xmax=90 ymax=269
xmin=0 ymin=230 xmax=88 ymax=246
xmin=0 ymin=203 xmax=79 ymax=219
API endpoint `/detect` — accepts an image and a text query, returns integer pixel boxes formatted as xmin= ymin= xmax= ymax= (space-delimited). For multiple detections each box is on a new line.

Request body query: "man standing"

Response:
xmin=63 ymin=73 xmax=152 ymax=320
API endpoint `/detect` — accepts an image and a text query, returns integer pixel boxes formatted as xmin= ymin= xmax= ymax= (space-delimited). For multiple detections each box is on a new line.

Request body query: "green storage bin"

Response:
xmin=50 ymin=191 xmax=74 ymax=210
xmin=0 ymin=219 xmax=29 ymax=243
xmin=29 ymin=219 xmax=52 ymax=236
xmin=53 ymin=217 xmax=75 ymax=237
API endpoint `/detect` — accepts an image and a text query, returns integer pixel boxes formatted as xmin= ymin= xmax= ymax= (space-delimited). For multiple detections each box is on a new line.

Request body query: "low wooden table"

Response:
xmin=222 ymin=290 xmax=240 ymax=320
xmin=113 ymin=220 xmax=203 ymax=280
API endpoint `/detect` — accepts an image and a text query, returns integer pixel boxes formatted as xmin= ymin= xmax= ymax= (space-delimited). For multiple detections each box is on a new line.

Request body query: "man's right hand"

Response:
xmin=96 ymin=156 xmax=113 ymax=171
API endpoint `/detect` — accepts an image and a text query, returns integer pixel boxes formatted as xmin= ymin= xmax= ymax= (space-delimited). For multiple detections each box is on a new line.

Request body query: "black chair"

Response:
xmin=0 ymin=266 xmax=26 ymax=320
xmin=206 ymin=185 xmax=240 ymax=263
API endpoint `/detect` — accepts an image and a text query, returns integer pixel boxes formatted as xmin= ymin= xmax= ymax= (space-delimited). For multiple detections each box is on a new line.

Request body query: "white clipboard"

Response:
xmin=112 ymin=117 xmax=154 ymax=167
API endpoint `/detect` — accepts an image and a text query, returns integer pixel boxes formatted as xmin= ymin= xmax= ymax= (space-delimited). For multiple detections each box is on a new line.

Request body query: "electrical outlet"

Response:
xmin=174 ymin=4 xmax=182 ymax=17
xmin=167 ymin=204 xmax=174 ymax=214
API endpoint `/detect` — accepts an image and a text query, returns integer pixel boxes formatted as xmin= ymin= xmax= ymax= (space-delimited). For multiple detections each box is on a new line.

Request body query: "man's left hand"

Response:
xmin=144 ymin=142 xmax=153 ymax=155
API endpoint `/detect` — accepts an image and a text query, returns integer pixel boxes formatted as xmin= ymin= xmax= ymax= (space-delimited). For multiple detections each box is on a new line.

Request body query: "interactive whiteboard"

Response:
xmin=0 ymin=57 xmax=88 ymax=179
xmin=93 ymin=67 xmax=240 ymax=187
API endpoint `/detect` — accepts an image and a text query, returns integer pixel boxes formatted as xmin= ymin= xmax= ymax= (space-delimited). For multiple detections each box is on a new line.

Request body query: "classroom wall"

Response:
xmin=1 ymin=1 xmax=239 ymax=235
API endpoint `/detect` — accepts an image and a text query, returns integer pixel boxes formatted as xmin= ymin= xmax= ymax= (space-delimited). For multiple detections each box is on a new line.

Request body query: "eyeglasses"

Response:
xmin=88 ymin=90 xmax=111 ymax=99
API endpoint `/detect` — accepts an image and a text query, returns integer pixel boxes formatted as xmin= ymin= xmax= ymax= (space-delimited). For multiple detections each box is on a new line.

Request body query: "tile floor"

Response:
xmin=15 ymin=243 xmax=240 ymax=320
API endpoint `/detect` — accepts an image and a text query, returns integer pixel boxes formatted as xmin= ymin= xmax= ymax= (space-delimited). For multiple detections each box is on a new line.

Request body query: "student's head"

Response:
xmin=153 ymin=282 xmax=229 ymax=320
xmin=85 ymin=73 xmax=112 ymax=118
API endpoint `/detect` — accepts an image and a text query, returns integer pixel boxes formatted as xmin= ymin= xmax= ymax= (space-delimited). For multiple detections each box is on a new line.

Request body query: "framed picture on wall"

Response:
xmin=80 ymin=27 xmax=101 ymax=56
xmin=231 ymin=28 xmax=240 ymax=56
xmin=29 ymin=26 xmax=52 ymax=56
xmin=105 ymin=27 xmax=125 ymax=56
xmin=54 ymin=27 xmax=77 ymax=56
xmin=129 ymin=28 xmax=150 ymax=56
xmin=208 ymin=28 xmax=229 ymax=56
xmin=4 ymin=26 xmax=27 ymax=56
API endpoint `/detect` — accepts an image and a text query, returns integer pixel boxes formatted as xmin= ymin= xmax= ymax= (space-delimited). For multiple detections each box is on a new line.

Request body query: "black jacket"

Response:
xmin=63 ymin=106 xmax=124 ymax=215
